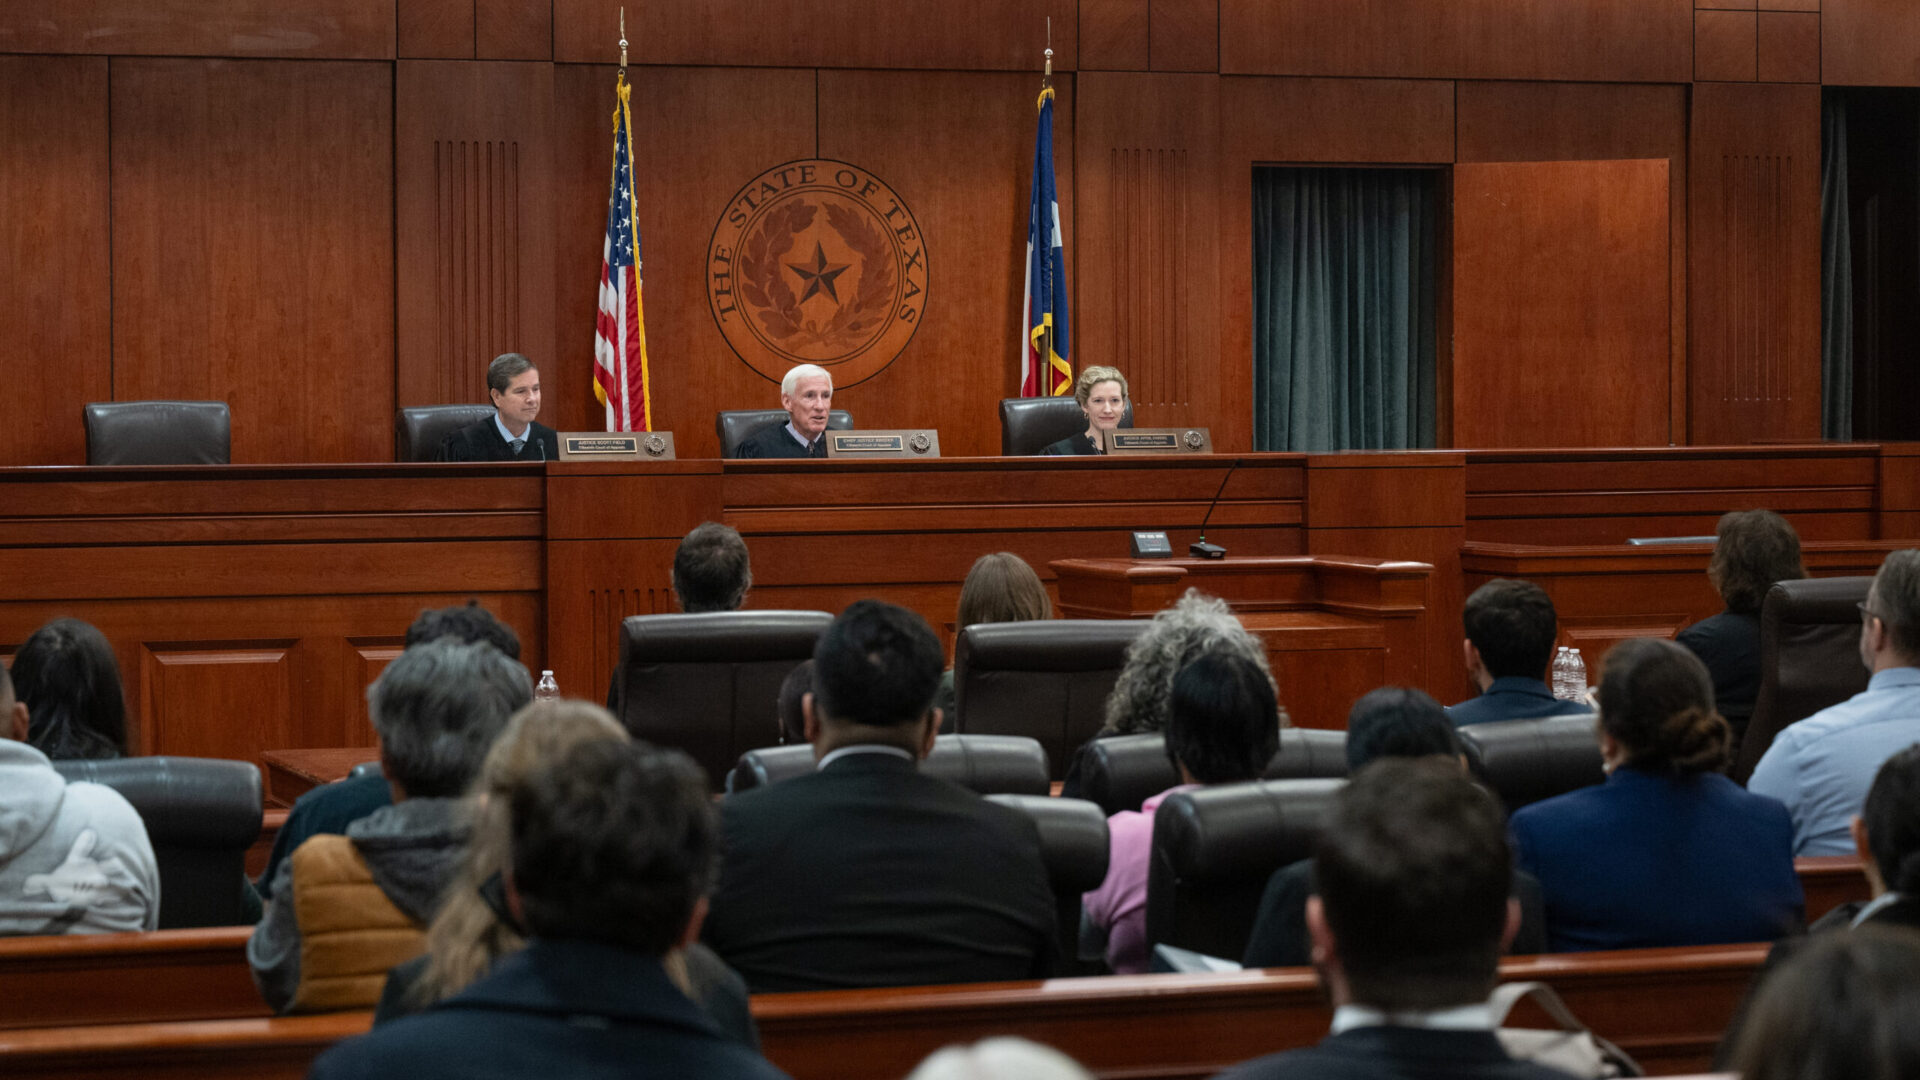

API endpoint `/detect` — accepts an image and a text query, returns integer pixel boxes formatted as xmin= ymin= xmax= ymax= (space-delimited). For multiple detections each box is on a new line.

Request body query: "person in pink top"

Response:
xmin=1082 ymin=652 xmax=1284 ymax=973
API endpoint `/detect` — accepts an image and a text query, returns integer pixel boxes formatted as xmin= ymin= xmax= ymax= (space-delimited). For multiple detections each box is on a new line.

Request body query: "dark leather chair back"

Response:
xmin=83 ymin=401 xmax=231 ymax=465
xmin=347 ymin=761 xmax=383 ymax=781
xmin=985 ymin=793 xmax=1110 ymax=974
xmin=1733 ymin=576 xmax=1875 ymax=782
xmin=727 ymin=734 xmax=1051 ymax=796
xmin=395 ymin=404 xmax=497 ymax=462
xmin=52 ymin=756 xmax=262 ymax=929
xmin=715 ymin=409 xmax=854 ymax=457
xmin=1146 ymin=778 xmax=1345 ymax=962
xmin=953 ymin=620 xmax=1148 ymax=780
xmin=1455 ymin=714 xmax=1603 ymax=814
xmin=998 ymin=397 xmax=1134 ymax=456
xmin=1079 ymin=729 xmax=1350 ymax=816
xmin=610 ymin=611 xmax=834 ymax=789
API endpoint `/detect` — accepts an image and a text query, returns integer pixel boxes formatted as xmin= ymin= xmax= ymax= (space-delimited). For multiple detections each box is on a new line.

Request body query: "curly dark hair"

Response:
xmin=1708 ymin=510 xmax=1805 ymax=615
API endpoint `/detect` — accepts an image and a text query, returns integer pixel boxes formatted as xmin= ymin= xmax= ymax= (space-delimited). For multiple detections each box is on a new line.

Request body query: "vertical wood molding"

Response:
xmin=1109 ymin=148 xmax=1192 ymax=407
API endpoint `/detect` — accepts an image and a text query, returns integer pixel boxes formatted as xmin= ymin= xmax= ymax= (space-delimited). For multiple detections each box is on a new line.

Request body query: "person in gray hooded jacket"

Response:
xmin=0 ymin=664 xmax=158 ymax=936
xmin=248 ymin=638 xmax=530 ymax=1012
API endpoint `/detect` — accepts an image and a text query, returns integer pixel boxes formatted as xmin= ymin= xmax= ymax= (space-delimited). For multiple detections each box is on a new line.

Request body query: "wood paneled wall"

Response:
xmin=0 ymin=1 xmax=1906 ymax=463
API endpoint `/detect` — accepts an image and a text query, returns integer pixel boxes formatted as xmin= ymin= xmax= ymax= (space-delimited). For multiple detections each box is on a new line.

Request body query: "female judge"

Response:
xmin=1042 ymin=366 xmax=1129 ymax=455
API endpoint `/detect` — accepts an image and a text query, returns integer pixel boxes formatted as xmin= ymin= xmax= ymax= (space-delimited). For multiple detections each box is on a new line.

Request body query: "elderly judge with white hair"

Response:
xmin=734 ymin=365 xmax=834 ymax=458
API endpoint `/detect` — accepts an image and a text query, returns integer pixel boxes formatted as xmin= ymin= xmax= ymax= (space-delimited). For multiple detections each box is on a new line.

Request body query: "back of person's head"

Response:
xmin=956 ymin=552 xmax=1051 ymax=629
xmin=1462 ymin=579 xmax=1557 ymax=680
xmin=369 ymin=638 xmax=533 ymax=798
xmin=1869 ymin=549 xmax=1920 ymax=665
xmin=776 ymin=660 xmax=812 ymax=745
xmin=414 ymin=700 xmax=630 ymax=1007
xmin=11 ymin=618 xmax=127 ymax=761
xmin=1344 ymin=686 xmax=1458 ymax=772
xmin=1313 ymin=757 xmax=1511 ymax=1011
xmin=1861 ymin=744 xmax=1920 ymax=894
xmin=1709 ymin=509 xmax=1806 ymax=615
xmin=1102 ymin=590 xmax=1275 ymax=736
xmin=811 ymin=600 xmax=943 ymax=729
xmin=1165 ymin=653 xmax=1282 ymax=784
xmin=1726 ymin=926 xmax=1920 ymax=1080
xmin=1595 ymin=637 xmax=1730 ymax=777
xmin=673 ymin=522 xmax=752 ymax=613
xmin=906 ymin=1037 xmax=1094 ymax=1080
xmin=405 ymin=600 xmax=522 ymax=660
xmin=510 ymin=739 xmax=715 ymax=955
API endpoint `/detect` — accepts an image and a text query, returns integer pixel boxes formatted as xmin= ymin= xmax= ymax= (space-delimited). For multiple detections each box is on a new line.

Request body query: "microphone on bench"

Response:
xmin=1189 ymin=458 xmax=1237 ymax=559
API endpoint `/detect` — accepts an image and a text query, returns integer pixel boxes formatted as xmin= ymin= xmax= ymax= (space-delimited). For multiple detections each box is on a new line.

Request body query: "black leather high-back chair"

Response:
xmin=609 ymin=611 xmax=834 ymax=789
xmin=1733 ymin=576 xmax=1875 ymax=783
xmin=715 ymin=409 xmax=854 ymax=457
xmin=985 ymin=793 xmax=1111 ymax=975
xmin=998 ymin=397 xmax=1134 ymax=456
xmin=1454 ymin=714 xmax=1603 ymax=814
xmin=1145 ymin=778 xmax=1345 ymax=962
xmin=953 ymin=620 xmax=1148 ymax=780
xmin=83 ymin=401 xmax=231 ymax=465
xmin=52 ymin=756 xmax=262 ymax=928
xmin=1078 ymin=729 xmax=1350 ymax=817
xmin=395 ymin=404 xmax=497 ymax=462
xmin=726 ymin=734 xmax=1052 ymax=797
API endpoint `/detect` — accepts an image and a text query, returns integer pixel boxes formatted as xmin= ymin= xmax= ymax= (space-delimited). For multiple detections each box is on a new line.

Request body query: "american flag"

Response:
xmin=594 ymin=71 xmax=652 ymax=432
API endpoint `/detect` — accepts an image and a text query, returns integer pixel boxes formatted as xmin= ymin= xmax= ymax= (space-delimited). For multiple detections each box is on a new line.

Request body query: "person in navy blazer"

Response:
xmin=1510 ymin=638 xmax=1803 ymax=953
xmin=1447 ymin=579 xmax=1593 ymax=727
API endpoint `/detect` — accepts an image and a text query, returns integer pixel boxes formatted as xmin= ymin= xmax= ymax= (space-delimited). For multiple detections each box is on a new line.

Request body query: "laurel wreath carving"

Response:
xmin=735 ymin=199 xmax=896 ymax=352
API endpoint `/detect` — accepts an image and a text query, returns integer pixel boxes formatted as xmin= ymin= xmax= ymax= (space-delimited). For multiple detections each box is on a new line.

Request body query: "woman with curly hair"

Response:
xmin=376 ymin=700 xmax=758 ymax=1049
xmin=1099 ymin=590 xmax=1276 ymax=737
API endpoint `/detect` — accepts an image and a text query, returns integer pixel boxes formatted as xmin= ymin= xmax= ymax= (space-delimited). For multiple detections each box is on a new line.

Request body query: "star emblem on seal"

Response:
xmin=787 ymin=242 xmax=851 ymax=304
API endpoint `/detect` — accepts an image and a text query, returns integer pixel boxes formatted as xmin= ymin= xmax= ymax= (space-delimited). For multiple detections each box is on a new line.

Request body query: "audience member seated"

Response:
xmin=258 ymin=601 xmax=523 ymax=900
xmin=1063 ymin=589 xmax=1273 ymax=797
xmin=1512 ymin=637 xmax=1802 ymax=952
xmin=11 ymin=618 xmax=128 ymax=761
xmin=376 ymin=699 xmax=757 ymax=1048
xmin=1215 ymin=759 xmax=1569 ymax=1080
xmin=249 ymin=638 xmax=531 ymax=1013
xmin=1447 ymin=579 xmax=1591 ymax=727
xmin=675 ymin=521 xmax=753 ymax=613
xmin=1750 ymin=548 xmax=1920 ymax=855
xmin=310 ymin=739 xmax=789 ymax=1080
xmin=1084 ymin=652 xmax=1281 ymax=974
xmin=703 ymin=600 xmax=1056 ymax=991
xmin=1724 ymin=927 xmax=1920 ymax=1080
xmin=774 ymin=660 xmax=811 ymax=746
xmin=908 ymin=1038 xmax=1093 ymax=1080
xmin=936 ymin=551 xmax=1053 ymax=725
xmin=0 ymin=664 xmax=157 ymax=934
xmin=1678 ymin=509 xmax=1805 ymax=747
xmin=1242 ymin=687 xmax=1546 ymax=968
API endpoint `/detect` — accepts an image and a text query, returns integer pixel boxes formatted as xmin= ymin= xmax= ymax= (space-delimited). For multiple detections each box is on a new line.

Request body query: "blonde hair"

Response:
xmin=957 ymin=553 xmax=1051 ymax=629
xmin=409 ymin=700 xmax=629 ymax=1008
xmin=1073 ymin=365 xmax=1128 ymax=409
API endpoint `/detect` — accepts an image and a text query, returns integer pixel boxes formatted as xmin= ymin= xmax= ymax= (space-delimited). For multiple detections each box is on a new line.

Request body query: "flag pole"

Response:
xmin=1039 ymin=18 xmax=1055 ymax=381
xmin=619 ymin=7 xmax=629 ymax=71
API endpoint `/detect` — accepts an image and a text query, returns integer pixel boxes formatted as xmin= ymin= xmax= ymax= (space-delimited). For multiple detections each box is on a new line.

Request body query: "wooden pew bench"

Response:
xmin=0 ymin=927 xmax=263 ymax=1031
xmin=0 ymin=944 xmax=1767 ymax=1079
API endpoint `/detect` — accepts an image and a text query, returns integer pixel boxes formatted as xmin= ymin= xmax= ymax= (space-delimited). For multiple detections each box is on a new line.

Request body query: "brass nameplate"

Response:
xmin=1105 ymin=427 xmax=1213 ymax=455
xmin=825 ymin=429 xmax=941 ymax=459
xmin=557 ymin=431 xmax=677 ymax=461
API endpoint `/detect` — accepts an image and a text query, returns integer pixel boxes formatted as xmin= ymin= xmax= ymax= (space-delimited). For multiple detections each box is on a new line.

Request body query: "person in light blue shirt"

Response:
xmin=1750 ymin=549 xmax=1920 ymax=856
xmin=1446 ymin=579 xmax=1593 ymax=727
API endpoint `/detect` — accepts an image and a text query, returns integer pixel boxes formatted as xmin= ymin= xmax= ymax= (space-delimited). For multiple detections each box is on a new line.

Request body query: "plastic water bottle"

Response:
xmin=535 ymin=670 xmax=560 ymax=702
xmin=1564 ymin=648 xmax=1587 ymax=702
xmin=1550 ymin=648 xmax=1574 ymax=700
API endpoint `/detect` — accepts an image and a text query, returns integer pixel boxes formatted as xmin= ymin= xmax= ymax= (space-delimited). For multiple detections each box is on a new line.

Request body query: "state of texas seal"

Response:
xmin=707 ymin=159 xmax=926 ymax=386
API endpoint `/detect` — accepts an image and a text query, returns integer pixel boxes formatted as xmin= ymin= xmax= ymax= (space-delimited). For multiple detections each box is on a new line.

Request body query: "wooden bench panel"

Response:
xmin=0 ymin=928 xmax=263 ymax=1031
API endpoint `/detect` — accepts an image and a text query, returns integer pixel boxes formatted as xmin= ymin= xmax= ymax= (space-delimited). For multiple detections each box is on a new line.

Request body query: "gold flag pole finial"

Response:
xmin=1043 ymin=16 xmax=1053 ymax=86
xmin=619 ymin=7 xmax=629 ymax=71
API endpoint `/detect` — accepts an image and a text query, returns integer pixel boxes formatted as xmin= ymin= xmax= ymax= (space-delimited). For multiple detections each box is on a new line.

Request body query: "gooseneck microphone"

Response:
xmin=1190 ymin=458 xmax=1238 ymax=559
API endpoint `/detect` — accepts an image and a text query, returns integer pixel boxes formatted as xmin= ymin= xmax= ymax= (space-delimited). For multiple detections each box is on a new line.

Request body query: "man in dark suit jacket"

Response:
xmin=309 ymin=739 xmax=787 ymax=1080
xmin=1216 ymin=759 xmax=1572 ymax=1080
xmin=702 ymin=599 xmax=1057 ymax=992
xmin=440 ymin=352 xmax=560 ymax=462
xmin=1447 ymin=579 xmax=1592 ymax=727
xmin=732 ymin=363 xmax=832 ymax=458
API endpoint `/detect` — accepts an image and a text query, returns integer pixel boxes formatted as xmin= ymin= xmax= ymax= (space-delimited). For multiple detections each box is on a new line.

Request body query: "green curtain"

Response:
xmin=1251 ymin=167 xmax=1437 ymax=452
xmin=1820 ymin=94 xmax=1854 ymax=441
